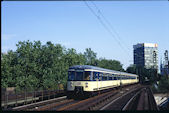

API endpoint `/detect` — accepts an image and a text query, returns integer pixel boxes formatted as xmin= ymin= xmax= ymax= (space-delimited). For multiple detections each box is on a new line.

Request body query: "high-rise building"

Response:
xmin=133 ymin=43 xmax=158 ymax=69
xmin=160 ymin=50 xmax=169 ymax=76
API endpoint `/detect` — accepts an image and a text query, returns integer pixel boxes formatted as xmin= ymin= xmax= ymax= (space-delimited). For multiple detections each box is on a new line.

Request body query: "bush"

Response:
xmin=158 ymin=76 xmax=169 ymax=93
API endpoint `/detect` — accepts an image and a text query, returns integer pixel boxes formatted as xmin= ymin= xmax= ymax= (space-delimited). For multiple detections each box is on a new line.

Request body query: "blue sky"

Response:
xmin=2 ymin=1 xmax=169 ymax=69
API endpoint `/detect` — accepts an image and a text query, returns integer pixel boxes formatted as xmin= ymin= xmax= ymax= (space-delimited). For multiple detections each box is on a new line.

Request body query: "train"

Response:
xmin=67 ymin=65 xmax=139 ymax=99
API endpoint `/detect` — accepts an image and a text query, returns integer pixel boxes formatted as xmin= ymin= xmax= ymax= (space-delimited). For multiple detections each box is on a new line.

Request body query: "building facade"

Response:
xmin=133 ymin=43 xmax=158 ymax=69
xmin=160 ymin=50 xmax=169 ymax=76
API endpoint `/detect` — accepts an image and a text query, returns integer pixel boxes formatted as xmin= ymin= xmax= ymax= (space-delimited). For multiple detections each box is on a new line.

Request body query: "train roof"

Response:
xmin=69 ymin=65 xmax=138 ymax=77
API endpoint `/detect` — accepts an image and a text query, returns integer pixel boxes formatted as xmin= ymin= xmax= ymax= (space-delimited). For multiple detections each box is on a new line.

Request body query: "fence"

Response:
xmin=1 ymin=88 xmax=65 ymax=109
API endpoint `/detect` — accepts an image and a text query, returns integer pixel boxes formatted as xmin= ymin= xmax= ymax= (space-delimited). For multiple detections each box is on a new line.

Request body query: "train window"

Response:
xmin=68 ymin=71 xmax=75 ymax=81
xmin=116 ymin=77 xmax=119 ymax=80
xmin=76 ymin=72 xmax=83 ymax=80
xmin=114 ymin=77 xmax=117 ymax=80
xmin=102 ymin=76 xmax=107 ymax=80
xmin=120 ymin=76 xmax=123 ymax=80
xmin=118 ymin=77 xmax=121 ymax=80
xmin=107 ymin=74 xmax=110 ymax=80
xmin=84 ymin=71 xmax=91 ymax=80
xmin=102 ymin=73 xmax=107 ymax=81
xmin=98 ymin=73 xmax=102 ymax=81
xmin=118 ymin=75 xmax=121 ymax=80
xmin=119 ymin=75 xmax=121 ymax=79
xmin=120 ymin=76 xmax=122 ymax=80
xmin=122 ymin=76 xmax=125 ymax=80
xmin=109 ymin=76 xmax=113 ymax=80
xmin=93 ymin=72 xmax=98 ymax=81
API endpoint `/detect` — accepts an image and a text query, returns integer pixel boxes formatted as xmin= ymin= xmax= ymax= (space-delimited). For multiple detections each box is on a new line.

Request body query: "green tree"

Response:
xmin=158 ymin=76 xmax=169 ymax=93
xmin=1 ymin=51 xmax=17 ymax=88
xmin=126 ymin=64 xmax=159 ymax=84
xmin=15 ymin=40 xmax=41 ymax=91
xmin=40 ymin=41 xmax=65 ymax=90
xmin=97 ymin=58 xmax=124 ymax=71
xmin=84 ymin=48 xmax=97 ymax=65
xmin=126 ymin=64 xmax=137 ymax=74
xmin=1 ymin=40 xmax=127 ymax=92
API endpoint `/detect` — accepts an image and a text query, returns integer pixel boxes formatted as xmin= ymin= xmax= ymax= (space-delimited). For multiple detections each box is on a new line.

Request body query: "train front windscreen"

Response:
xmin=68 ymin=71 xmax=91 ymax=81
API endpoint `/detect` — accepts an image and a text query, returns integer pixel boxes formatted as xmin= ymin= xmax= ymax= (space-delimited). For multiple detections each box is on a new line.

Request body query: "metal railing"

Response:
xmin=1 ymin=89 xmax=65 ymax=109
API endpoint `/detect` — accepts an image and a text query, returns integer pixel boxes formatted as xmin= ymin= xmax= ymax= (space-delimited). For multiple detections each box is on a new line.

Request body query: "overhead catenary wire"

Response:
xmin=91 ymin=1 xmax=158 ymax=67
xmin=90 ymin=1 xmax=144 ymax=61
xmin=83 ymin=0 xmax=130 ymax=59
xmin=90 ymin=1 xmax=131 ymax=53
xmin=84 ymin=0 xmax=147 ymax=65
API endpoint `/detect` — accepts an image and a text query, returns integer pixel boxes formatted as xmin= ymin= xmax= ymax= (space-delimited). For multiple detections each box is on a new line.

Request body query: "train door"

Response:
xmin=93 ymin=72 xmax=99 ymax=91
xmin=96 ymin=72 xmax=99 ymax=91
xmin=97 ymin=73 xmax=98 ymax=92
xmin=119 ymin=74 xmax=122 ymax=87
xmin=98 ymin=72 xmax=102 ymax=94
xmin=97 ymin=72 xmax=101 ymax=95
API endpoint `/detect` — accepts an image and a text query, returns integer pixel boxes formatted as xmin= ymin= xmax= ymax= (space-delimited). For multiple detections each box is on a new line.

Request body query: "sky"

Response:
xmin=1 ymin=1 xmax=169 ymax=70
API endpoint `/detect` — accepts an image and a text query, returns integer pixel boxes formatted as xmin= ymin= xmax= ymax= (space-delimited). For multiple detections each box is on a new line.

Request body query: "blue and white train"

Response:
xmin=67 ymin=65 xmax=139 ymax=99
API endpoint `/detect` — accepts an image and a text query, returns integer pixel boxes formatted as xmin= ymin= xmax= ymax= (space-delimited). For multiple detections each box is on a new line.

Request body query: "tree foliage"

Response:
xmin=97 ymin=58 xmax=124 ymax=71
xmin=84 ymin=48 xmax=97 ymax=65
xmin=126 ymin=64 xmax=159 ymax=84
xmin=1 ymin=40 xmax=125 ymax=92
xmin=158 ymin=76 xmax=169 ymax=93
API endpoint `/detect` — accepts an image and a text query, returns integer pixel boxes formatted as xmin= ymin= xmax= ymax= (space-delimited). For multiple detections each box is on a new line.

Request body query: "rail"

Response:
xmin=4 ymin=84 xmax=159 ymax=111
xmin=57 ymin=84 xmax=141 ymax=111
xmin=122 ymin=86 xmax=159 ymax=110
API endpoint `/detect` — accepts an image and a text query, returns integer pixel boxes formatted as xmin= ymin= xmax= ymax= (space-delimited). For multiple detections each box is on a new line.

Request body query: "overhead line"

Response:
xmin=83 ymin=0 xmax=130 ymax=58
xmin=90 ymin=1 xmax=131 ymax=54
xmin=87 ymin=1 xmax=145 ymax=63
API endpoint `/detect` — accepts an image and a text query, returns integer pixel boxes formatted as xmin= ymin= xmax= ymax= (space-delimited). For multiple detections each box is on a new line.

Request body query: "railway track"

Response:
xmin=100 ymin=85 xmax=142 ymax=110
xmin=99 ymin=85 xmax=158 ymax=110
xmin=33 ymin=99 xmax=80 ymax=111
xmin=56 ymin=84 xmax=141 ymax=111
xmin=34 ymin=84 xmax=141 ymax=111
xmin=10 ymin=84 xmax=153 ymax=111
xmin=122 ymin=86 xmax=159 ymax=110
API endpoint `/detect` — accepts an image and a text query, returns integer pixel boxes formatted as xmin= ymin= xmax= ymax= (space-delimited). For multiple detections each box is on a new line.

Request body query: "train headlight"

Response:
xmin=85 ymin=82 xmax=88 ymax=88
xmin=70 ymin=82 xmax=73 ymax=87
